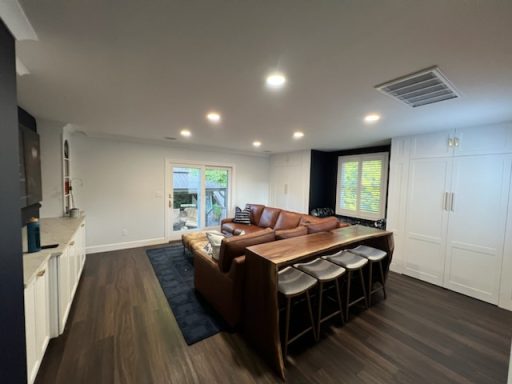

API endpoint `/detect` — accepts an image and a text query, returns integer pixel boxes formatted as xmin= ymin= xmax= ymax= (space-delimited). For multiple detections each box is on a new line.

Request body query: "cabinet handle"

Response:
xmin=448 ymin=138 xmax=454 ymax=147
xmin=442 ymin=192 xmax=448 ymax=210
xmin=450 ymin=193 xmax=455 ymax=212
xmin=70 ymin=241 xmax=75 ymax=246
xmin=36 ymin=270 xmax=45 ymax=277
xmin=454 ymin=137 xmax=460 ymax=147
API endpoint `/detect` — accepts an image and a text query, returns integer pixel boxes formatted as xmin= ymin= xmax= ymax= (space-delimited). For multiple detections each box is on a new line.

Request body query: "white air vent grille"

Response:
xmin=375 ymin=67 xmax=459 ymax=107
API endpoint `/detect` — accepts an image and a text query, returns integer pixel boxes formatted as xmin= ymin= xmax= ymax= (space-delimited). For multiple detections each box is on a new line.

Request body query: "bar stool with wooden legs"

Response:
xmin=323 ymin=250 xmax=368 ymax=321
xmin=278 ymin=266 xmax=317 ymax=358
xmin=349 ymin=245 xmax=387 ymax=306
xmin=293 ymin=258 xmax=345 ymax=340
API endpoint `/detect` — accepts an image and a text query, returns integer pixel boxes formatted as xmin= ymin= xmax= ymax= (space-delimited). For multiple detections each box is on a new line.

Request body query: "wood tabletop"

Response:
xmin=246 ymin=225 xmax=392 ymax=266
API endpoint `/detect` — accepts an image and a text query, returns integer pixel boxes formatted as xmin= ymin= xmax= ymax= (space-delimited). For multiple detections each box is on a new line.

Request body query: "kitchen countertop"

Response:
xmin=23 ymin=216 xmax=86 ymax=287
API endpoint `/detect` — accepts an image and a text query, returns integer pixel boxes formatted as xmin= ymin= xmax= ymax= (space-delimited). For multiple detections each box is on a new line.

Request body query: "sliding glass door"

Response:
xmin=168 ymin=162 xmax=232 ymax=236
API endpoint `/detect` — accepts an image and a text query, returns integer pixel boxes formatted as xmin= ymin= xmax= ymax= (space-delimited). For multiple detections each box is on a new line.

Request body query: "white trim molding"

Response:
xmin=86 ymin=237 xmax=167 ymax=254
xmin=0 ymin=0 xmax=38 ymax=40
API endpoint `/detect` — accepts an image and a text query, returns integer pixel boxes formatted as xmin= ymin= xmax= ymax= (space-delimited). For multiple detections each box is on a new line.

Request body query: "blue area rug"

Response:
xmin=146 ymin=245 xmax=227 ymax=345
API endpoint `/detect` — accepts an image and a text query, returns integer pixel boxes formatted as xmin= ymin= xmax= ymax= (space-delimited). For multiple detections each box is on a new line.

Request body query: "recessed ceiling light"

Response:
xmin=180 ymin=129 xmax=191 ymax=137
xmin=253 ymin=141 xmax=262 ymax=148
xmin=293 ymin=131 xmax=304 ymax=139
xmin=364 ymin=114 xmax=381 ymax=123
xmin=265 ymin=72 xmax=287 ymax=89
xmin=206 ymin=112 xmax=221 ymax=123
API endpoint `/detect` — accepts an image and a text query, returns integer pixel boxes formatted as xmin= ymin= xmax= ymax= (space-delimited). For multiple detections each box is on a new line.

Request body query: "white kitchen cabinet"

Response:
xmin=25 ymin=261 xmax=50 ymax=384
xmin=443 ymin=155 xmax=511 ymax=303
xmin=410 ymin=130 xmax=454 ymax=159
xmin=388 ymin=123 xmax=512 ymax=308
xmin=404 ymin=158 xmax=452 ymax=286
xmin=24 ymin=281 xmax=36 ymax=384
xmin=58 ymin=247 xmax=71 ymax=333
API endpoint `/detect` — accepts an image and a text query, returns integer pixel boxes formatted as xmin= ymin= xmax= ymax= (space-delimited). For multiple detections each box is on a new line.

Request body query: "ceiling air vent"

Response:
xmin=375 ymin=66 xmax=459 ymax=107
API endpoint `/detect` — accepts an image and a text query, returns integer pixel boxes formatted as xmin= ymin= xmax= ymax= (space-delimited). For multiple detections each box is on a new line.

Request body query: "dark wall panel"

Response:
xmin=309 ymin=145 xmax=391 ymax=225
xmin=0 ymin=21 xmax=27 ymax=383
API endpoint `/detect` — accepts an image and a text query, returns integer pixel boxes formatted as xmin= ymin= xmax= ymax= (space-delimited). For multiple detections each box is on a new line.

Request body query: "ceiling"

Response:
xmin=15 ymin=0 xmax=512 ymax=153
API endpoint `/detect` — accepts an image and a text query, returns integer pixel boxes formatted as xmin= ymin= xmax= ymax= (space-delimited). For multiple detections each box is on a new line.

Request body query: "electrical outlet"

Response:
xmin=122 ymin=228 xmax=128 ymax=236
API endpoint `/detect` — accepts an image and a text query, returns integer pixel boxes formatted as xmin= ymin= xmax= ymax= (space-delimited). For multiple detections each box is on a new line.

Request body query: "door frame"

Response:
xmin=164 ymin=159 xmax=235 ymax=241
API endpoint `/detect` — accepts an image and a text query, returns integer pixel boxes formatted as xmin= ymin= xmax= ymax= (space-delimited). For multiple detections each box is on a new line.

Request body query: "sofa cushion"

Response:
xmin=300 ymin=214 xmax=324 ymax=225
xmin=274 ymin=211 xmax=302 ymax=230
xmin=222 ymin=222 xmax=262 ymax=235
xmin=246 ymin=204 xmax=265 ymax=225
xmin=275 ymin=226 xmax=308 ymax=240
xmin=233 ymin=206 xmax=251 ymax=224
xmin=218 ymin=228 xmax=275 ymax=272
xmin=306 ymin=217 xmax=339 ymax=234
xmin=258 ymin=207 xmax=281 ymax=228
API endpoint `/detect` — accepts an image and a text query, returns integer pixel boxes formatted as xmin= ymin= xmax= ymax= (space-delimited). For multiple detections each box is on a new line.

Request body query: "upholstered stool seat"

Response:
xmin=350 ymin=245 xmax=388 ymax=306
xmin=323 ymin=250 xmax=368 ymax=320
xmin=294 ymin=259 xmax=345 ymax=339
xmin=278 ymin=267 xmax=316 ymax=358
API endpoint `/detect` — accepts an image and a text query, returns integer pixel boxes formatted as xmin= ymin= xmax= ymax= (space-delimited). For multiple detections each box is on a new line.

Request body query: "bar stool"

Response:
xmin=278 ymin=266 xmax=317 ymax=358
xmin=294 ymin=258 xmax=345 ymax=340
xmin=323 ymin=250 xmax=368 ymax=321
xmin=350 ymin=245 xmax=387 ymax=306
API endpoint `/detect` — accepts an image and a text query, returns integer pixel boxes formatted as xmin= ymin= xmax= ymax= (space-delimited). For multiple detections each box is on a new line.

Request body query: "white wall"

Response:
xmin=269 ymin=150 xmax=311 ymax=213
xmin=69 ymin=135 xmax=270 ymax=252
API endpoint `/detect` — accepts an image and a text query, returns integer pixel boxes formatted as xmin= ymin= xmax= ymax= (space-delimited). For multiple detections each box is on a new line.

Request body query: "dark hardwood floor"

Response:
xmin=35 ymin=245 xmax=512 ymax=384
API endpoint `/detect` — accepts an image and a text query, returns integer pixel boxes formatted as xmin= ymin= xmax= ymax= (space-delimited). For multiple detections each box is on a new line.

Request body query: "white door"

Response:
xmin=443 ymin=155 xmax=512 ymax=303
xmin=404 ymin=158 xmax=452 ymax=286
xmin=167 ymin=162 xmax=232 ymax=239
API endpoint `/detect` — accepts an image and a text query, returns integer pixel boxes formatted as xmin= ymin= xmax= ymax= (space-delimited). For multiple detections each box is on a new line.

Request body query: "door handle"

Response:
xmin=450 ymin=192 xmax=455 ymax=212
xmin=448 ymin=138 xmax=454 ymax=147
xmin=443 ymin=192 xmax=449 ymax=210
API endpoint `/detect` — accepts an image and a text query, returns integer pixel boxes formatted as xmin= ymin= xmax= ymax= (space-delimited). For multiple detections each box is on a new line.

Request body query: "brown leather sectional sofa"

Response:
xmin=190 ymin=204 xmax=348 ymax=327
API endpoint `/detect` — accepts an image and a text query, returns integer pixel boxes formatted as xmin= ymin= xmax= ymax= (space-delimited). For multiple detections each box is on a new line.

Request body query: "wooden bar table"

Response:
xmin=243 ymin=225 xmax=394 ymax=379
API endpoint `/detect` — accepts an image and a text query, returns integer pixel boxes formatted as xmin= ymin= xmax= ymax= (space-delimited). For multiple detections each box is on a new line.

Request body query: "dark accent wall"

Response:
xmin=0 ymin=21 xmax=28 ymax=383
xmin=309 ymin=145 xmax=391 ymax=227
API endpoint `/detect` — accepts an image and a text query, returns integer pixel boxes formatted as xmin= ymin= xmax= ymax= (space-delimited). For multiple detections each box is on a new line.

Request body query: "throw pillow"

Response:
xmin=206 ymin=231 xmax=225 ymax=260
xmin=233 ymin=206 xmax=251 ymax=225
xmin=203 ymin=241 xmax=213 ymax=256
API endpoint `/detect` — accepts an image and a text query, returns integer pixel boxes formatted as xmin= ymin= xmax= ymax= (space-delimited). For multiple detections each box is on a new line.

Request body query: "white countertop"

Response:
xmin=23 ymin=216 xmax=86 ymax=287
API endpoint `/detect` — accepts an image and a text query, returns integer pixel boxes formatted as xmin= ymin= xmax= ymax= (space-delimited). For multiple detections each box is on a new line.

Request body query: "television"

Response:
xmin=19 ymin=125 xmax=42 ymax=208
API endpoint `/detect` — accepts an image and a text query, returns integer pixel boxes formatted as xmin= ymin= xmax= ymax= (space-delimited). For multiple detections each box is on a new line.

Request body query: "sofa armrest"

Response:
xmin=228 ymin=255 xmax=245 ymax=280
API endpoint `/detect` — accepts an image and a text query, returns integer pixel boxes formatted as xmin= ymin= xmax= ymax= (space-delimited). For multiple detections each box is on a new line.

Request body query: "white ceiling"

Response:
xmin=15 ymin=0 xmax=512 ymax=153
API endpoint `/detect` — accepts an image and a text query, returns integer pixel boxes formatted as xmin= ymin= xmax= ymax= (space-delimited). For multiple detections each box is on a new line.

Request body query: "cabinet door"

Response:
xmin=24 ymin=282 xmax=37 ymax=384
xmin=455 ymin=123 xmax=512 ymax=156
xmin=58 ymin=248 xmax=70 ymax=333
xmin=410 ymin=130 xmax=454 ymax=159
xmin=404 ymin=158 xmax=452 ymax=286
xmin=444 ymin=155 xmax=511 ymax=304
xmin=34 ymin=265 xmax=50 ymax=360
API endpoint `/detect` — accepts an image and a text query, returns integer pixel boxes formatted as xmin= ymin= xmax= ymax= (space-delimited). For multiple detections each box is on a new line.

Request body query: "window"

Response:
xmin=336 ymin=152 xmax=389 ymax=220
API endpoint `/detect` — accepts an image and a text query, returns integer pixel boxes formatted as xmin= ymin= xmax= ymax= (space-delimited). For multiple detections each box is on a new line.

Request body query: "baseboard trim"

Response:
xmin=86 ymin=237 xmax=168 ymax=254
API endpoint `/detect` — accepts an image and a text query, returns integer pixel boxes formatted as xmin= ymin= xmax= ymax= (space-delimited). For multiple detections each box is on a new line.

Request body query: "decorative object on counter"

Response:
xmin=69 ymin=208 xmax=80 ymax=218
xmin=27 ymin=217 xmax=41 ymax=253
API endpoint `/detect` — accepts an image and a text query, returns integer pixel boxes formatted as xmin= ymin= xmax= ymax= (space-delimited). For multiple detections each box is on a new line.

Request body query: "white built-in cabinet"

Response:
xmin=269 ymin=150 xmax=311 ymax=213
xmin=57 ymin=221 xmax=86 ymax=334
xmin=24 ymin=261 xmax=50 ymax=384
xmin=388 ymin=122 xmax=512 ymax=309
xmin=25 ymin=220 xmax=86 ymax=384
